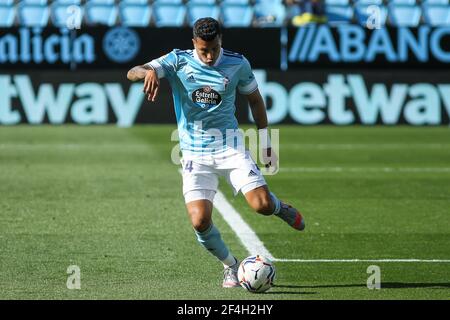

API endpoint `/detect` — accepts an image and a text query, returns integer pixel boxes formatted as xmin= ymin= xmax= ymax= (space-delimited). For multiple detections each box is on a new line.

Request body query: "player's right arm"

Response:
xmin=127 ymin=65 xmax=160 ymax=102
xmin=127 ymin=50 xmax=179 ymax=102
xmin=127 ymin=64 xmax=152 ymax=82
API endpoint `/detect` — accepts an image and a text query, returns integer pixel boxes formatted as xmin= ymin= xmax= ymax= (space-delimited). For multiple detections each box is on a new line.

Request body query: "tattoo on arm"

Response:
xmin=127 ymin=65 xmax=152 ymax=82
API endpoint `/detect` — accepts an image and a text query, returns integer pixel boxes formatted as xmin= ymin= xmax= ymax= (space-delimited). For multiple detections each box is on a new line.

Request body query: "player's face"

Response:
xmin=192 ymin=36 xmax=222 ymax=66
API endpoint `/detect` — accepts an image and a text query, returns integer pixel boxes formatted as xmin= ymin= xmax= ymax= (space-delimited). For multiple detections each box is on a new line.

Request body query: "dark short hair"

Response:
xmin=193 ymin=18 xmax=222 ymax=41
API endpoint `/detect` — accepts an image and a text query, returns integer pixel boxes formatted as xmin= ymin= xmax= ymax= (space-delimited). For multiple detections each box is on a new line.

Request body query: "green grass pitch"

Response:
xmin=0 ymin=125 xmax=449 ymax=299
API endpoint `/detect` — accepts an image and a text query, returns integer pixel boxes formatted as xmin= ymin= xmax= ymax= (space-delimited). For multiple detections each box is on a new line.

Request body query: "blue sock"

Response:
xmin=270 ymin=192 xmax=281 ymax=215
xmin=195 ymin=224 xmax=230 ymax=262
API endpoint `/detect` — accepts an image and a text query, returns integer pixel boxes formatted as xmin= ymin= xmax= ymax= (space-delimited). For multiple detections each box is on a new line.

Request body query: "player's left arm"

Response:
xmin=246 ymin=89 xmax=268 ymax=130
xmin=246 ymin=89 xmax=278 ymax=168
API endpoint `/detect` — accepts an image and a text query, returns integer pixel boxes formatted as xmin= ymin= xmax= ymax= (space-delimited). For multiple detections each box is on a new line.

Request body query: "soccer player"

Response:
xmin=127 ymin=18 xmax=305 ymax=288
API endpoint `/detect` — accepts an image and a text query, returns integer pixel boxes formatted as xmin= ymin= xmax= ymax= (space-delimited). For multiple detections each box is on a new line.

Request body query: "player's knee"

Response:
xmin=188 ymin=208 xmax=211 ymax=232
xmin=192 ymin=218 xmax=211 ymax=232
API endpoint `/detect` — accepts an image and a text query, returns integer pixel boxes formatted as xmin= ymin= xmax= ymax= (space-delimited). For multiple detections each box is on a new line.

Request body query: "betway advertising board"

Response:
xmin=0 ymin=70 xmax=449 ymax=126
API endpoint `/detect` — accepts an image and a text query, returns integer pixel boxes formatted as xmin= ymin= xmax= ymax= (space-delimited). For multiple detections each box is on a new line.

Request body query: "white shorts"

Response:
xmin=181 ymin=149 xmax=267 ymax=203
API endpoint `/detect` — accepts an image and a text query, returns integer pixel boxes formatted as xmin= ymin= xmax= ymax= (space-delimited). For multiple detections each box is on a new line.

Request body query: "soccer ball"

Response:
xmin=237 ymin=255 xmax=276 ymax=293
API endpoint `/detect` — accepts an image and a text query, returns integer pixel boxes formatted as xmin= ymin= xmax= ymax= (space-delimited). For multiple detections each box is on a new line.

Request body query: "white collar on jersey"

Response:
xmin=193 ymin=47 xmax=223 ymax=67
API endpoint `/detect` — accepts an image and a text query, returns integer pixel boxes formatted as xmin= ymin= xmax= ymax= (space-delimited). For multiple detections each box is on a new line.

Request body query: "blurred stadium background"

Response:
xmin=0 ymin=0 xmax=449 ymax=28
xmin=0 ymin=0 xmax=449 ymax=300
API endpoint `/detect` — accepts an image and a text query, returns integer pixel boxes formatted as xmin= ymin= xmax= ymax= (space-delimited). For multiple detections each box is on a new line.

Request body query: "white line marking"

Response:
xmin=2 ymin=143 xmax=449 ymax=150
xmin=272 ymin=259 xmax=450 ymax=263
xmin=178 ymin=170 xmax=450 ymax=264
xmin=0 ymin=143 xmax=146 ymax=150
xmin=213 ymin=190 xmax=275 ymax=261
xmin=283 ymin=143 xmax=450 ymax=150
xmin=279 ymin=167 xmax=450 ymax=173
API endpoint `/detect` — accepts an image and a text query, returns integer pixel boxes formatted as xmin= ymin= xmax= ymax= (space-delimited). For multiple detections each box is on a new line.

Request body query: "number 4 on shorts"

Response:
xmin=185 ymin=160 xmax=193 ymax=173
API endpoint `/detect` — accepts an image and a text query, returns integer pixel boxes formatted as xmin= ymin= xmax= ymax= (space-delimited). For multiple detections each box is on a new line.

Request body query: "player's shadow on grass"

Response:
xmin=381 ymin=282 xmax=450 ymax=289
xmin=267 ymin=290 xmax=317 ymax=295
xmin=268 ymin=285 xmax=317 ymax=295
xmin=275 ymin=283 xmax=450 ymax=290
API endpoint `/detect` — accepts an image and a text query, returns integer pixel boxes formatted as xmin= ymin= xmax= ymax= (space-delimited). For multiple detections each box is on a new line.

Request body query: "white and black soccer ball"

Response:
xmin=237 ymin=255 xmax=276 ymax=293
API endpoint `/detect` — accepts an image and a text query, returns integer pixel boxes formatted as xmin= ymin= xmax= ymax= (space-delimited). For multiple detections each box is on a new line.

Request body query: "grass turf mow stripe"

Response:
xmin=1 ymin=125 xmax=449 ymax=299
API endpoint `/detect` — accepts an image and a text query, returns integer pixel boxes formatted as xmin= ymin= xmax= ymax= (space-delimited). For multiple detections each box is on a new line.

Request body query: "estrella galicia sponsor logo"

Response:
xmin=192 ymin=86 xmax=222 ymax=109
xmin=102 ymin=27 xmax=140 ymax=63
xmin=289 ymin=25 xmax=450 ymax=63
xmin=0 ymin=28 xmax=95 ymax=64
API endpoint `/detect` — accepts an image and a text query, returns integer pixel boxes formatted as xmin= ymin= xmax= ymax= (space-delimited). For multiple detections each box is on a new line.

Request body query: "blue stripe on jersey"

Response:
xmin=223 ymin=50 xmax=242 ymax=58
xmin=223 ymin=49 xmax=240 ymax=55
xmin=223 ymin=53 xmax=243 ymax=60
xmin=174 ymin=49 xmax=193 ymax=56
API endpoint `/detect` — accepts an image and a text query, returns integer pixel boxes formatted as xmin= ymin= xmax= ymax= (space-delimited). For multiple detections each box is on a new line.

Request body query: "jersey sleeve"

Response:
xmin=145 ymin=50 xmax=179 ymax=79
xmin=237 ymin=57 xmax=258 ymax=95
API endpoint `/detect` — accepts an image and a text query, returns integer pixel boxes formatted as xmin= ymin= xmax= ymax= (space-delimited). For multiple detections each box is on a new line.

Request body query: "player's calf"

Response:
xmin=249 ymin=195 xmax=274 ymax=216
xmin=244 ymin=186 xmax=275 ymax=216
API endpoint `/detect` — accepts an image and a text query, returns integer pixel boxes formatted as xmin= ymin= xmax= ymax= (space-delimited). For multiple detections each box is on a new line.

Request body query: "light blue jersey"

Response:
xmin=147 ymin=48 xmax=258 ymax=156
